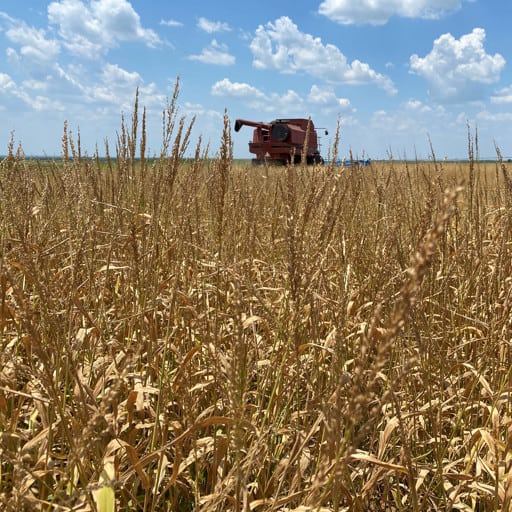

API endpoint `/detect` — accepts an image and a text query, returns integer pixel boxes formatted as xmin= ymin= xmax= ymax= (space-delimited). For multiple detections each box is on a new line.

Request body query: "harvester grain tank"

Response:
xmin=234 ymin=118 xmax=325 ymax=165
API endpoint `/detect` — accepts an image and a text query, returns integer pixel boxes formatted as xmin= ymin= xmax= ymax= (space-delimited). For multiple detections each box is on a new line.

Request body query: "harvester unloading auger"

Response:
xmin=234 ymin=118 xmax=325 ymax=165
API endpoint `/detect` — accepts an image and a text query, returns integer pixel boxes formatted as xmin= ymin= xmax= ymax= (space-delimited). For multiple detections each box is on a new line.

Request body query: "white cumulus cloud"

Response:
xmin=197 ymin=17 xmax=231 ymax=33
xmin=307 ymin=85 xmax=353 ymax=113
xmin=47 ymin=0 xmax=161 ymax=59
xmin=410 ymin=28 xmax=505 ymax=103
xmin=319 ymin=0 xmax=465 ymax=25
xmin=0 ymin=72 xmax=64 ymax=111
xmin=212 ymin=78 xmax=263 ymax=99
xmin=160 ymin=18 xmax=183 ymax=27
xmin=477 ymin=110 xmax=512 ymax=123
xmin=212 ymin=78 xmax=306 ymax=113
xmin=188 ymin=40 xmax=235 ymax=66
xmin=250 ymin=16 xmax=396 ymax=94
xmin=87 ymin=63 xmax=165 ymax=109
xmin=5 ymin=24 xmax=60 ymax=62
xmin=212 ymin=78 xmax=353 ymax=116
xmin=491 ymin=86 xmax=512 ymax=105
xmin=0 ymin=73 xmax=16 ymax=91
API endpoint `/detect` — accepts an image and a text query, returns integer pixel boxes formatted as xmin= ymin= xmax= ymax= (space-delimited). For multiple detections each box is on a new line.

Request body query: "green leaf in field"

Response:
xmin=92 ymin=485 xmax=115 ymax=512
xmin=92 ymin=458 xmax=116 ymax=512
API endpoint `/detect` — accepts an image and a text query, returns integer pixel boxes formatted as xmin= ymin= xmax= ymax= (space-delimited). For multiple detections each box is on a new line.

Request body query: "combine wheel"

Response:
xmin=306 ymin=154 xmax=324 ymax=165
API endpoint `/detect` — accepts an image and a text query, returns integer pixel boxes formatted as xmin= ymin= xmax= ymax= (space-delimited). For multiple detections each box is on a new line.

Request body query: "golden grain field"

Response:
xmin=1 ymin=91 xmax=512 ymax=511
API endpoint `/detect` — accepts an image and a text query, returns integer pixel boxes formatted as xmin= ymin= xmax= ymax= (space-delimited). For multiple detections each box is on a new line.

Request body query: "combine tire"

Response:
xmin=306 ymin=154 xmax=324 ymax=165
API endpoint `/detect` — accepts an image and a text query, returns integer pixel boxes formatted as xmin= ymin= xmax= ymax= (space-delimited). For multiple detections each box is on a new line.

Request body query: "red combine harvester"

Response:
xmin=234 ymin=118 xmax=325 ymax=165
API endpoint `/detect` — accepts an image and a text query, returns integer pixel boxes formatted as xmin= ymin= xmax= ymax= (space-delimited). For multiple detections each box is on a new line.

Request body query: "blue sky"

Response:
xmin=1 ymin=0 xmax=511 ymax=159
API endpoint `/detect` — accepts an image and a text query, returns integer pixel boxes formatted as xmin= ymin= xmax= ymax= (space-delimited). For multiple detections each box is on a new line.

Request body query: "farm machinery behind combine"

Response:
xmin=234 ymin=118 xmax=325 ymax=165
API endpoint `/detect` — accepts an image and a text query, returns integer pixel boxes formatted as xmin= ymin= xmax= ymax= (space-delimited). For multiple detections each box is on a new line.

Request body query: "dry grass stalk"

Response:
xmin=1 ymin=88 xmax=512 ymax=511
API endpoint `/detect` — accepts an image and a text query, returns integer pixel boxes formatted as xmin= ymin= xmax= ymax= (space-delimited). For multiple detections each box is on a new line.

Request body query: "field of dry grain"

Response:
xmin=1 ymin=93 xmax=512 ymax=511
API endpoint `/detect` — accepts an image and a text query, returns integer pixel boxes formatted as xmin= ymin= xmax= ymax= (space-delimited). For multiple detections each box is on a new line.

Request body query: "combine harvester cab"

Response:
xmin=234 ymin=118 xmax=325 ymax=166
